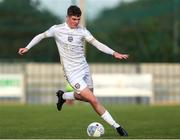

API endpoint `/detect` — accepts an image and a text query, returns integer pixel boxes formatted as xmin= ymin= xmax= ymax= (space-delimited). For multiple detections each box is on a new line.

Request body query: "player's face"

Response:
xmin=67 ymin=16 xmax=81 ymax=29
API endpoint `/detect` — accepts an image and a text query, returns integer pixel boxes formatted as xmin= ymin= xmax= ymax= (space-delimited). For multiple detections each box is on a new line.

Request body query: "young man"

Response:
xmin=18 ymin=5 xmax=129 ymax=136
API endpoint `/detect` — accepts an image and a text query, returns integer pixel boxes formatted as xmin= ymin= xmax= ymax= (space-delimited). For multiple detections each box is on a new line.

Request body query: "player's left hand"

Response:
xmin=113 ymin=52 xmax=129 ymax=60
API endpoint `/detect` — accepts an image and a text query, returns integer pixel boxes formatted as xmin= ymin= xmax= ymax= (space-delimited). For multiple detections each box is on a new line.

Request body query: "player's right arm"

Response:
xmin=18 ymin=25 xmax=56 ymax=55
xmin=18 ymin=33 xmax=46 ymax=55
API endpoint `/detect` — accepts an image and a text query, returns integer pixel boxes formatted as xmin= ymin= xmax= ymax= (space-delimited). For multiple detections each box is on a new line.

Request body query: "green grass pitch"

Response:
xmin=0 ymin=103 xmax=180 ymax=139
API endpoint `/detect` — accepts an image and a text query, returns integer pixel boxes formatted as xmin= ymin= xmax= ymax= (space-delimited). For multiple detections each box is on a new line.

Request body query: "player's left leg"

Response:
xmin=79 ymin=87 xmax=128 ymax=136
xmin=56 ymin=69 xmax=128 ymax=136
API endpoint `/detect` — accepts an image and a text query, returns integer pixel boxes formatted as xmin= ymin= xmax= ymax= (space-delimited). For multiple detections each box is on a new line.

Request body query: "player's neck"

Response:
xmin=66 ymin=22 xmax=78 ymax=29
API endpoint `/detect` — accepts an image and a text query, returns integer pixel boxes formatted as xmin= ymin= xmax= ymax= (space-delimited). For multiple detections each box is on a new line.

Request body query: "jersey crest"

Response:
xmin=75 ymin=83 xmax=80 ymax=89
xmin=68 ymin=36 xmax=73 ymax=42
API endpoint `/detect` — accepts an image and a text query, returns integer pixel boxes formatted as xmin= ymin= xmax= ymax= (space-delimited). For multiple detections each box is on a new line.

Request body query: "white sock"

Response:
xmin=101 ymin=110 xmax=120 ymax=129
xmin=62 ymin=92 xmax=75 ymax=100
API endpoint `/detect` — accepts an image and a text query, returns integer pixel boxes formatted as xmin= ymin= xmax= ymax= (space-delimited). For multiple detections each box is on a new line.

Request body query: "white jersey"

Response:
xmin=44 ymin=22 xmax=93 ymax=77
xmin=25 ymin=22 xmax=115 ymax=93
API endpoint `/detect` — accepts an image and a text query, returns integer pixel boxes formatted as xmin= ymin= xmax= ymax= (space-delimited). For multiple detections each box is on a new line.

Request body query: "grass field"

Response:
xmin=0 ymin=103 xmax=180 ymax=139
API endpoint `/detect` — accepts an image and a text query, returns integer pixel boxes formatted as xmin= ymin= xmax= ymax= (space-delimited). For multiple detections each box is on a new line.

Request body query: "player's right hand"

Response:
xmin=18 ymin=48 xmax=28 ymax=55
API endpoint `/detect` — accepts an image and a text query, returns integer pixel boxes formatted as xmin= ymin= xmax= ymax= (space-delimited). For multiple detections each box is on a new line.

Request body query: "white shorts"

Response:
xmin=65 ymin=69 xmax=93 ymax=94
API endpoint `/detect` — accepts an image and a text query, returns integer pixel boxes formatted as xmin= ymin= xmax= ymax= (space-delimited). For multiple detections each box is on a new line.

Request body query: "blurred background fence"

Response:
xmin=0 ymin=62 xmax=180 ymax=105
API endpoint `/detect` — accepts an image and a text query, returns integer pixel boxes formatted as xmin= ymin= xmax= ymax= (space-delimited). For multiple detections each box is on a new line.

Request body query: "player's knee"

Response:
xmin=89 ymin=98 xmax=99 ymax=106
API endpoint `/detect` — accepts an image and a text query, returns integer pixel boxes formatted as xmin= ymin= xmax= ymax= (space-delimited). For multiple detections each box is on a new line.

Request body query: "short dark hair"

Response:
xmin=67 ymin=5 xmax=82 ymax=17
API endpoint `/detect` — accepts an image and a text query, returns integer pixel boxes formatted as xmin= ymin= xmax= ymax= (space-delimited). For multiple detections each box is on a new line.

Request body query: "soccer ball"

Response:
xmin=87 ymin=122 xmax=105 ymax=137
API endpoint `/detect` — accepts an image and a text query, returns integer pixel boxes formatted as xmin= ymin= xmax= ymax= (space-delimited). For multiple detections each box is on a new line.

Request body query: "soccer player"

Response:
xmin=18 ymin=5 xmax=129 ymax=136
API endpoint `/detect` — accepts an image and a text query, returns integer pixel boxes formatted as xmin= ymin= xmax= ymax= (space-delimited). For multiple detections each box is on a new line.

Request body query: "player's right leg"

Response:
xmin=56 ymin=89 xmax=90 ymax=111
xmin=56 ymin=90 xmax=66 ymax=111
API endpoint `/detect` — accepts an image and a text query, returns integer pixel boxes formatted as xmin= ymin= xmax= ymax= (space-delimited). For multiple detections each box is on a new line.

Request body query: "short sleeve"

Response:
xmin=84 ymin=28 xmax=94 ymax=42
xmin=44 ymin=25 xmax=56 ymax=37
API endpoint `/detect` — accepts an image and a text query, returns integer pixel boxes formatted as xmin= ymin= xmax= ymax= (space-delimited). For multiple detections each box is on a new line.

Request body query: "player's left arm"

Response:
xmin=113 ymin=52 xmax=129 ymax=60
xmin=88 ymin=38 xmax=129 ymax=60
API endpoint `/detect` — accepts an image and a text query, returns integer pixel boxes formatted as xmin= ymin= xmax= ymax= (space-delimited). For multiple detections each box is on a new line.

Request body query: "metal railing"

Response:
xmin=0 ymin=62 xmax=180 ymax=104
